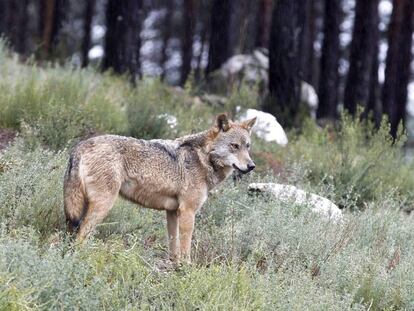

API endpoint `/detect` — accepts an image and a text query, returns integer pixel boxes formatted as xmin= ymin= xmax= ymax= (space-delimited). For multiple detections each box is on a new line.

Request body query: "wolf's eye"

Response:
xmin=231 ymin=143 xmax=240 ymax=150
xmin=246 ymin=143 xmax=250 ymax=148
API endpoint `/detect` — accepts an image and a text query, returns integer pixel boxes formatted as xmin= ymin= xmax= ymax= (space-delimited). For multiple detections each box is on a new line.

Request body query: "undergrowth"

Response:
xmin=1 ymin=141 xmax=414 ymax=310
xmin=272 ymin=116 xmax=414 ymax=211
xmin=1 ymin=40 xmax=414 ymax=310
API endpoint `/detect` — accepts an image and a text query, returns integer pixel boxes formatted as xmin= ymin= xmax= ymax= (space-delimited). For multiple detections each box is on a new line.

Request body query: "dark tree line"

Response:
xmin=0 ymin=0 xmax=413 ymax=138
xmin=316 ymin=0 xmax=342 ymax=120
xmin=343 ymin=0 xmax=379 ymax=117
xmin=382 ymin=0 xmax=414 ymax=138
xmin=103 ymin=0 xmax=142 ymax=83
xmin=205 ymin=0 xmax=231 ymax=76
xmin=267 ymin=0 xmax=414 ymax=138
xmin=81 ymin=0 xmax=96 ymax=68
xmin=267 ymin=0 xmax=301 ymax=126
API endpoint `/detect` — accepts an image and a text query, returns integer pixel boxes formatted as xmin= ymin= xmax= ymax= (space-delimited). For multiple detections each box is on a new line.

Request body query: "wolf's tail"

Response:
xmin=63 ymin=154 xmax=86 ymax=233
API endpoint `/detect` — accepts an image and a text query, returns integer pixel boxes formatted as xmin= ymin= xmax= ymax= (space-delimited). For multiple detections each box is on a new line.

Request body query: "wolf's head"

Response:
xmin=209 ymin=113 xmax=256 ymax=174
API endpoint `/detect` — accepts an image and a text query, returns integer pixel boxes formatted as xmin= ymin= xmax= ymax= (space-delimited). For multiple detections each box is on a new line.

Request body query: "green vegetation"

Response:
xmin=1 ymin=42 xmax=414 ymax=310
xmin=274 ymin=116 xmax=414 ymax=211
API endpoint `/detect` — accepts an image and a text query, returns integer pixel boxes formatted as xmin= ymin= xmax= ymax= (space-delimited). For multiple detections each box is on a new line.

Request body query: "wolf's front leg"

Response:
xmin=166 ymin=210 xmax=180 ymax=262
xmin=178 ymin=207 xmax=195 ymax=263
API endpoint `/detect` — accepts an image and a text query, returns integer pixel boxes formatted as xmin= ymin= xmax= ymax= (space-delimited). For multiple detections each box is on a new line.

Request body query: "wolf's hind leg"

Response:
xmin=76 ymin=194 xmax=117 ymax=242
xmin=166 ymin=210 xmax=180 ymax=262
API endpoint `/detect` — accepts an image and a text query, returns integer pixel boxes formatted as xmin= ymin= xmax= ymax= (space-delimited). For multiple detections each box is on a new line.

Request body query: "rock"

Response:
xmin=220 ymin=49 xmax=319 ymax=117
xmin=300 ymin=81 xmax=318 ymax=118
xmin=248 ymin=183 xmax=343 ymax=222
xmin=238 ymin=109 xmax=288 ymax=146
xmin=220 ymin=49 xmax=268 ymax=86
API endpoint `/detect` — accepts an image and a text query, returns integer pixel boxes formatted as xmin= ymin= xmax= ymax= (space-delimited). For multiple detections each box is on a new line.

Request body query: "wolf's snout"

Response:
xmin=247 ymin=162 xmax=256 ymax=172
xmin=233 ymin=163 xmax=255 ymax=174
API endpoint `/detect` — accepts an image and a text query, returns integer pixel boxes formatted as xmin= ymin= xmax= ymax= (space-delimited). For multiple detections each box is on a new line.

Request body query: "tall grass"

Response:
xmin=1 ymin=40 xmax=414 ymax=310
xmin=0 ymin=43 xmax=130 ymax=149
xmin=271 ymin=115 xmax=414 ymax=210
xmin=0 ymin=41 xmax=203 ymax=149
xmin=1 ymin=141 xmax=414 ymax=310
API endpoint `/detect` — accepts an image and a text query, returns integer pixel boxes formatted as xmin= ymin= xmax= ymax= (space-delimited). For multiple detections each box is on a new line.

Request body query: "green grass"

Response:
xmin=1 ymin=41 xmax=414 ymax=310
xmin=271 ymin=115 xmax=414 ymax=211
xmin=1 ymin=141 xmax=414 ymax=310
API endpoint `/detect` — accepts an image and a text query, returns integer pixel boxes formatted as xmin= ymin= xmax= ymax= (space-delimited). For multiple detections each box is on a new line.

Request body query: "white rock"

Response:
xmin=220 ymin=52 xmax=267 ymax=84
xmin=221 ymin=54 xmax=251 ymax=77
xmin=301 ymin=81 xmax=318 ymax=118
xmin=220 ymin=50 xmax=319 ymax=117
xmin=238 ymin=109 xmax=288 ymax=146
xmin=252 ymin=49 xmax=269 ymax=69
xmin=248 ymin=183 xmax=343 ymax=222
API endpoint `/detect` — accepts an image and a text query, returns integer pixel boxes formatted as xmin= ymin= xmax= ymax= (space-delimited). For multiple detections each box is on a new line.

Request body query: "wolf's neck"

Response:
xmin=208 ymin=165 xmax=233 ymax=189
xmin=195 ymin=154 xmax=230 ymax=190
xmin=177 ymin=129 xmax=232 ymax=189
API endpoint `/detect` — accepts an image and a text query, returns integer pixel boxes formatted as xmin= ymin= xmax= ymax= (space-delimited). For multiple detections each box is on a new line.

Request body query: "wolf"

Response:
xmin=63 ymin=113 xmax=256 ymax=263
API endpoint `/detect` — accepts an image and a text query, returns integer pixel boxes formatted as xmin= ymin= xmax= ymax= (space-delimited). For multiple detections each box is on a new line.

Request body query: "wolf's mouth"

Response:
xmin=232 ymin=164 xmax=251 ymax=174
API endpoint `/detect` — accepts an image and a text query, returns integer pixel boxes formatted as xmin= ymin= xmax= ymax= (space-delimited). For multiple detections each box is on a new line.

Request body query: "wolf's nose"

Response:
xmin=247 ymin=162 xmax=256 ymax=172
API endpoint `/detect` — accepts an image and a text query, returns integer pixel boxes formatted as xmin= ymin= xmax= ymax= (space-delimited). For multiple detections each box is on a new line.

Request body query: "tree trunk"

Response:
xmin=297 ymin=0 xmax=312 ymax=82
xmin=194 ymin=1 xmax=210 ymax=81
xmin=103 ymin=0 xmax=142 ymax=83
xmin=241 ymin=1 xmax=260 ymax=53
xmin=2 ymin=0 xmax=28 ymax=54
xmin=38 ymin=0 xmax=45 ymax=40
xmin=363 ymin=39 xmax=381 ymax=127
xmin=316 ymin=0 xmax=342 ymax=120
xmin=160 ymin=1 xmax=174 ymax=81
xmin=205 ymin=0 xmax=231 ymax=75
xmin=39 ymin=0 xmax=66 ymax=58
xmin=228 ymin=0 xmax=244 ymax=55
xmin=308 ymin=0 xmax=324 ymax=89
xmin=228 ymin=0 xmax=257 ymax=54
xmin=81 ymin=0 xmax=95 ymax=68
xmin=266 ymin=0 xmax=300 ymax=127
xmin=15 ymin=0 xmax=29 ymax=54
xmin=255 ymin=0 xmax=273 ymax=48
xmin=180 ymin=0 xmax=195 ymax=86
xmin=0 ymin=1 xmax=6 ymax=36
xmin=382 ymin=0 xmax=414 ymax=138
xmin=103 ymin=0 xmax=124 ymax=73
xmin=343 ymin=0 xmax=379 ymax=116
xmin=42 ymin=0 xmax=56 ymax=55
xmin=298 ymin=0 xmax=320 ymax=86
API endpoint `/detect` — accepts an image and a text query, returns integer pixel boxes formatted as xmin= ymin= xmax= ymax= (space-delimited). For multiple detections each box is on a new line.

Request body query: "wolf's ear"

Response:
xmin=216 ymin=113 xmax=231 ymax=132
xmin=241 ymin=117 xmax=257 ymax=132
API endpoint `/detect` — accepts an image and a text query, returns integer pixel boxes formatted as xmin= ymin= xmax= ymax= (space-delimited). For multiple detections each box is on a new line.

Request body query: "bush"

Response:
xmin=273 ymin=115 xmax=414 ymax=210
xmin=0 ymin=41 xmax=128 ymax=149
xmin=0 ymin=141 xmax=67 ymax=235
xmin=2 ymin=163 xmax=413 ymax=309
xmin=126 ymin=80 xmax=174 ymax=140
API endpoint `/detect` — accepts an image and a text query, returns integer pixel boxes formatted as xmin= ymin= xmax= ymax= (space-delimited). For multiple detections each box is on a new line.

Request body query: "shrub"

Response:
xmin=0 ymin=141 xmax=67 ymax=235
xmin=126 ymin=80 xmax=173 ymax=140
xmin=0 ymin=41 xmax=128 ymax=149
xmin=274 ymin=115 xmax=414 ymax=210
xmin=126 ymin=78 xmax=226 ymax=140
xmin=1 ymin=132 xmax=414 ymax=310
